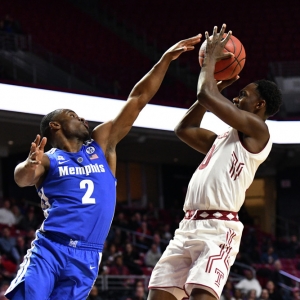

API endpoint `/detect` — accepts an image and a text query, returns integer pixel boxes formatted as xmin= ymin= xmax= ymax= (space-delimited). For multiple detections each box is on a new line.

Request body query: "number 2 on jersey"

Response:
xmin=80 ymin=179 xmax=96 ymax=204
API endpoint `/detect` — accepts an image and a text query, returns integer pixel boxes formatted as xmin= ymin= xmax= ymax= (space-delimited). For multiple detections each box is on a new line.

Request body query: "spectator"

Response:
xmin=246 ymin=289 xmax=258 ymax=300
xmin=270 ymin=260 xmax=292 ymax=293
xmin=136 ymin=221 xmax=152 ymax=248
xmin=87 ymin=285 xmax=103 ymax=300
xmin=128 ymin=212 xmax=142 ymax=231
xmin=220 ymin=289 xmax=235 ymax=300
xmin=102 ymin=243 xmax=122 ymax=268
xmin=109 ymin=255 xmax=132 ymax=290
xmin=123 ymin=242 xmax=143 ymax=275
xmin=261 ymin=246 xmax=278 ymax=265
xmin=0 ymin=227 xmax=20 ymax=264
xmin=161 ymin=223 xmax=172 ymax=241
xmin=292 ymin=287 xmax=300 ymax=300
xmin=288 ymin=235 xmax=300 ymax=258
xmin=11 ymin=205 xmax=23 ymax=225
xmin=144 ymin=243 xmax=161 ymax=268
xmin=259 ymin=288 xmax=270 ymax=300
xmin=235 ymin=269 xmax=262 ymax=297
xmin=24 ymin=227 xmax=36 ymax=248
xmin=131 ymin=285 xmax=147 ymax=300
xmin=265 ymin=280 xmax=281 ymax=300
xmin=109 ymin=255 xmax=130 ymax=276
xmin=15 ymin=235 xmax=27 ymax=261
xmin=234 ymin=289 xmax=243 ymax=300
xmin=0 ymin=199 xmax=16 ymax=226
xmin=18 ymin=206 xmax=39 ymax=231
xmin=152 ymin=233 xmax=166 ymax=253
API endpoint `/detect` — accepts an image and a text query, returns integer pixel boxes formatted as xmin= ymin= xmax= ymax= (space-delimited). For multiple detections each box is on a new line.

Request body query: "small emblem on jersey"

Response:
xmin=69 ymin=239 xmax=78 ymax=248
xmin=86 ymin=146 xmax=95 ymax=154
xmin=214 ymin=268 xmax=224 ymax=287
xmin=90 ymin=265 xmax=96 ymax=270
xmin=89 ymin=154 xmax=99 ymax=160
xmin=77 ymin=157 xmax=83 ymax=163
xmin=57 ymin=155 xmax=65 ymax=160
xmin=58 ymin=160 xmax=70 ymax=165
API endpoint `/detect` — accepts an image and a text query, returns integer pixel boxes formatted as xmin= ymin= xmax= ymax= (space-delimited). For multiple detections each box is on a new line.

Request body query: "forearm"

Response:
xmin=197 ymin=56 xmax=219 ymax=104
xmin=129 ymin=54 xmax=172 ymax=108
xmin=14 ymin=161 xmax=38 ymax=187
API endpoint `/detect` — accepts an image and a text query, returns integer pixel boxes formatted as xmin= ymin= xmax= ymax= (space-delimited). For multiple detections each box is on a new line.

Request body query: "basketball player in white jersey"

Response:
xmin=148 ymin=24 xmax=282 ymax=300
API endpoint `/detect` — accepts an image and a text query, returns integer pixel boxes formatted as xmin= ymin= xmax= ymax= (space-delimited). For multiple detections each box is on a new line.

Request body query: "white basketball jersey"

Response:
xmin=183 ymin=127 xmax=272 ymax=212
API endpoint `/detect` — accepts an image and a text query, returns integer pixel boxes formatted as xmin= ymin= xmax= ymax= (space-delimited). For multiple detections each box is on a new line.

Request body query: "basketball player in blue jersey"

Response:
xmin=5 ymin=35 xmax=202 ymax=300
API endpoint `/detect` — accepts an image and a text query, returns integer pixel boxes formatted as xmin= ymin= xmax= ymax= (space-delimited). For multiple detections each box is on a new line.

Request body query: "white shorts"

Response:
xmin=148 ymin=218 xmax=243 ymax=299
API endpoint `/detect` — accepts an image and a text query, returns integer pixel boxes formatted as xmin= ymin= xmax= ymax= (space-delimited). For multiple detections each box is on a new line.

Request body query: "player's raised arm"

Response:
xmin=196 ymin=24 xmax=272 ymax=152
xmin=14 ymin=134 xmax=49 ymax=187
xmin=91 ymin=35 xmax=201 ymax=151
xmin=175 ymin=77 xmax=239 ymax=155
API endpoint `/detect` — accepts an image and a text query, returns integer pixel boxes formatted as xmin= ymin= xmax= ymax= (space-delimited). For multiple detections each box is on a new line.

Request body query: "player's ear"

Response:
xmin=256 ymin=99 xmax=266 ymax=110
xmin=49 ymin=121 xmax=60 ymax=130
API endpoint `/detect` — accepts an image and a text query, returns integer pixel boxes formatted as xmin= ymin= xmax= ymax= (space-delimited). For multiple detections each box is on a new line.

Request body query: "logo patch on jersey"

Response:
xmin=58 ymin=160 xmax=70 ymax=165
xmin=86 ymin=146 xmax=95 ymax=154
xmin=90 ymin=154 xmax=99 ymax=160
xmin=57 ymin=155 xmax=65 ymax=160
xmin=77 ymin=157 xmax=83 ymax=163
xmin=69 ymin=239 xmax=78 ymax=248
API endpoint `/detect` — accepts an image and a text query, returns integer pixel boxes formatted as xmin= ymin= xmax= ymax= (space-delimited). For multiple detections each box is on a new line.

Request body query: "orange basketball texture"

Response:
xmin=199 ymin=34 xmax=246 ymax=81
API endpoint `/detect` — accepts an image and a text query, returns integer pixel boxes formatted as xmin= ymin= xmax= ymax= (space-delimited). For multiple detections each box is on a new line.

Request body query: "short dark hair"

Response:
xmin=254 ymin=79 xmax=282 ymax=117
xmin=40 ymin=109 xmax=62 ymax=139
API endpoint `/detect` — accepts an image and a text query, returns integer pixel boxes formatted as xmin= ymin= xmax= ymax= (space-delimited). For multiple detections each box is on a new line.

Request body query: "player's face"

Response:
xmin=56 ymin=109 xmax=90 ymax=141
xmin=233 ymin=83 xmax=261 ymax=113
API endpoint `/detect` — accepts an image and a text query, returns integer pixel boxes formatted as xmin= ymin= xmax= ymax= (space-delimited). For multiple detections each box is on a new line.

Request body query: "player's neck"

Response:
xmin=54 ymin=137 xmax=84 ymax=153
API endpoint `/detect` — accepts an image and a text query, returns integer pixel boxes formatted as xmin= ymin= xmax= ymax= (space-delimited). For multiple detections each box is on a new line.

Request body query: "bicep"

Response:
xmin=201 ymin=92 xmax=267 ymax=138
xmin=176 ymin=127 xmax=217 ymax=155
xmin=93 ymin=97 xmax=143 ymax=148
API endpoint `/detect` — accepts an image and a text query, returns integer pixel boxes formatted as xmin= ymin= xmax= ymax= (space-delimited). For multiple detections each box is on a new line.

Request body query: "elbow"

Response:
xmin=174 ymin=123 xmax=184 ymax=138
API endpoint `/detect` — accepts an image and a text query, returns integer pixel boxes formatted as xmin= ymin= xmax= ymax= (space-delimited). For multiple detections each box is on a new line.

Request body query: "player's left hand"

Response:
xmin=163 ymin=34 xmax=202 ymax=61
xmin=205 ymin=24 xmax=233 ymax=62
xmin=217 ymin=75 xmax=240 ymax=92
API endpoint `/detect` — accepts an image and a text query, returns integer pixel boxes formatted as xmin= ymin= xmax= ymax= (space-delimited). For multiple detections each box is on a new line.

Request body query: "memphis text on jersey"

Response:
xmin=58 ymin=163 xmax=105 ymax=177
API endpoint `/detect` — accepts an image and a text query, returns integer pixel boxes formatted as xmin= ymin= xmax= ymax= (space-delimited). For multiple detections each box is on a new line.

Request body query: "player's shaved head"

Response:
xmin=40 ymin=109 xmax=63 ymax=139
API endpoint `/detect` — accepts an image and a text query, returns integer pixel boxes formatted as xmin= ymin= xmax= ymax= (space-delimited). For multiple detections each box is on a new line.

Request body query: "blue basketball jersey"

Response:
xmin=37 ymin=140 xmax=116 ymax=250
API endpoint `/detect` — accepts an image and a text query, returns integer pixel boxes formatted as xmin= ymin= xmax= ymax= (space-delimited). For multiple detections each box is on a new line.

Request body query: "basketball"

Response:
xmin=199 ymin=34 xmax=246 ymax=81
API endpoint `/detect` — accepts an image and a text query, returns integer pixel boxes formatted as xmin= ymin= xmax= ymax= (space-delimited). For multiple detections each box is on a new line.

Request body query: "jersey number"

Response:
xmin=80 ymin=179 xmax=96 ymax=204
xmin=199 ymin=144 xmax=216 ymax=170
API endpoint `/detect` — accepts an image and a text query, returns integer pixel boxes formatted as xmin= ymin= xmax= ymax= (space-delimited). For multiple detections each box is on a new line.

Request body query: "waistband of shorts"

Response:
xmin=39 ymin=231 xmax=103 ymax=251
xmin=184 ymin=210 xmax=239 ymax=221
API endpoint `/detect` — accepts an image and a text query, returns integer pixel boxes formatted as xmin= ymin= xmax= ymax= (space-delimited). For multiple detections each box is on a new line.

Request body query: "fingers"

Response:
xmin=181 ymin=34 xmax=202 ymax=46
xmin=221 ymin=52 xmax=234 ymax=60
xmin=213 ymin=26 xmax=218 ymax=39
xmin=222 ymin=30 xmax=232 ymax=46
xmin=39 ymin=137 xmax=47 ymax=152
xmin=219 ymin=24 xmax=227 ymax=41
xmin=205 ymin=31 xmax=210 ymax=42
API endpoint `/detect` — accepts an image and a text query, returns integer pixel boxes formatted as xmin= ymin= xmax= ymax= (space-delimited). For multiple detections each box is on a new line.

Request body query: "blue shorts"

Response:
xmin=5 ymin=231 xmax=102 ymax=300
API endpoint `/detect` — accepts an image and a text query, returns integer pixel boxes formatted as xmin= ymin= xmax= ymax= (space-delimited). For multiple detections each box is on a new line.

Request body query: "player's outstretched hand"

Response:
xmin=217 ymin=75 xmax=240 ymax=92
xmin=163 ymin=34 xmax=202 ymax=61
xmin=26 ymin=134 xmax=47 ymax=169
xmin=205 ymin=24 xmax=233 ymax=62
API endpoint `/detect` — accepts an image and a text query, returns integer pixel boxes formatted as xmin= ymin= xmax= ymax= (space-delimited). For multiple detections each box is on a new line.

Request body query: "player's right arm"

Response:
xmin=14 ymin=135 xmax=49 ymax=188
xmin=175 ymin=77 xmax=239 ymax=155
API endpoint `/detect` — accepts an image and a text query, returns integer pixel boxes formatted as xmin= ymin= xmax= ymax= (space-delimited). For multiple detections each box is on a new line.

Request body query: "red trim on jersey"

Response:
xmin=184 ymin=210 xmax=239 ymax=221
